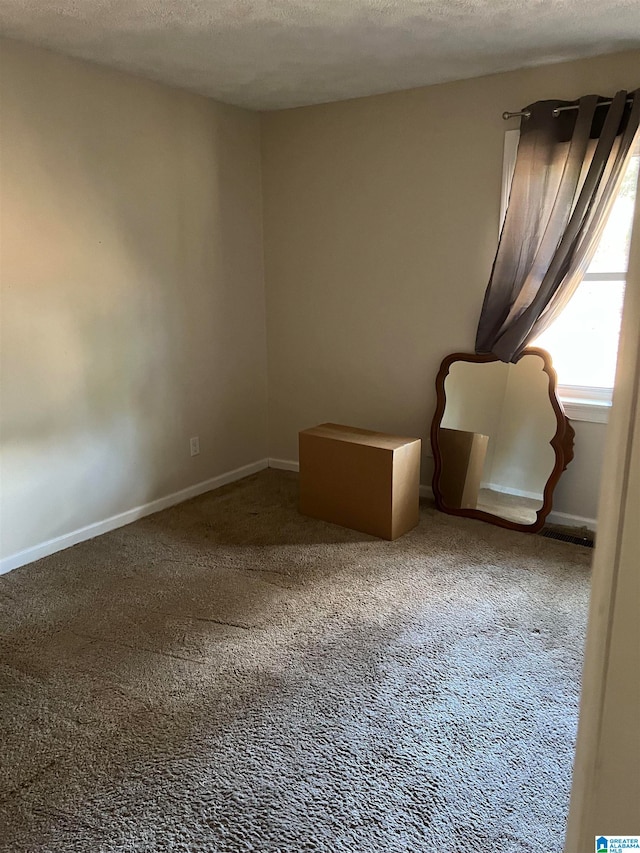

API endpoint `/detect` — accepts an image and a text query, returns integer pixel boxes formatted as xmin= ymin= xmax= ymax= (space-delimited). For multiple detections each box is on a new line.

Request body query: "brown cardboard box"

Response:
xmin=299 ymin=423 xmax=421 ymax=540
xmin=438 ymin=428 xmax=488 ymax=509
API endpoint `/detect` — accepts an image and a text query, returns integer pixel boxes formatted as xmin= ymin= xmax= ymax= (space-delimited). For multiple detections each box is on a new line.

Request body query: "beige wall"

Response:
xmin=553 ymin=420 xmax=607 ymax=522
xmin=0 ymin=39 xmax=268 ymax=561
xmin=261 ymin=50 xmax=640 ymax=521
xmin=2 ymin=41 xmax=637 ymax=565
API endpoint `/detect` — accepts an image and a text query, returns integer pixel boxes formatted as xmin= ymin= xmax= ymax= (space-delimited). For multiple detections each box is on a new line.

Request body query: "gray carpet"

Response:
xmin=0 ymin=470 xmax=591 ymax=852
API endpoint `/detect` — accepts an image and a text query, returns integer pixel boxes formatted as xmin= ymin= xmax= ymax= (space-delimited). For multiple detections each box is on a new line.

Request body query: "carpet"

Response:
xmin=0 ymin=470 xmax=591 ymax=852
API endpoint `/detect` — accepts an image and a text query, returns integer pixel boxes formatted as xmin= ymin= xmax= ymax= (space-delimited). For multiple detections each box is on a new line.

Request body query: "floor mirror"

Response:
xmin=430 ymin=348 xmax=575 ymax=533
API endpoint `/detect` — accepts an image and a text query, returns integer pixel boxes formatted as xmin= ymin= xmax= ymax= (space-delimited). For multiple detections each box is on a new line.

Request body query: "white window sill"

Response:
xmin=561 ymin=398 xmax=611 ymax=424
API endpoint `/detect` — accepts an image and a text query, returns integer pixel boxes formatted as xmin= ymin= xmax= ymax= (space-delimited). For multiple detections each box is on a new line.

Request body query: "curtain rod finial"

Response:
xmin=502 ymin=109 xmax=531 ymax=121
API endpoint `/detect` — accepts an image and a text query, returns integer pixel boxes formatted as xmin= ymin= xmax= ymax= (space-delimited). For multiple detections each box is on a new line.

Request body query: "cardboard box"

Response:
xmin=438 ymin=428 xmax=488 ymax=509
xmin=299 ymin=423 xmax=421 ymax=540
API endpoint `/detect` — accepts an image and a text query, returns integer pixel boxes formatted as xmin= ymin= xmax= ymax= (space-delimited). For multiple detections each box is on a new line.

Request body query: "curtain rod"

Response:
xmin=502 ymin=96 xmax=634 ymax=121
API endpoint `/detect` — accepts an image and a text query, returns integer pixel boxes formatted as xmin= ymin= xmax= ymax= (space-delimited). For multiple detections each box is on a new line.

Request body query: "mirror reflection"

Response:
xmin=438 ymin=352 xmax=558 ymax=526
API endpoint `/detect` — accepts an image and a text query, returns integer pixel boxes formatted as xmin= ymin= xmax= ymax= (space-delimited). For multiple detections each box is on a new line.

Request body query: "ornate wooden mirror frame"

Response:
xmin=430 ymin=347 xmax=575 ymax=533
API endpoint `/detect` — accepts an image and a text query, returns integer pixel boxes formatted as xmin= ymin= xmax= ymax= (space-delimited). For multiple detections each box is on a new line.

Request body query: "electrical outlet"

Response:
xmin=190 ymin=436 xmax=200 ymax=457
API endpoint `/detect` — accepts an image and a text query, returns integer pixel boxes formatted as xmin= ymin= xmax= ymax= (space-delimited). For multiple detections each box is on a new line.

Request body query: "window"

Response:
xmin=501 ymin=130 xmax=640 ymax=422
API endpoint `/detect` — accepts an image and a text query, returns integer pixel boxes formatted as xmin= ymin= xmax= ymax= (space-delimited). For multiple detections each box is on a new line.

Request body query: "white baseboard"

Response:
xmin=473 ymin=482 xmax=597 ymax=530
xmin=481 ymin=482 xmax=543 ymax=502
xmin=0 ymin=458 xmax=269 ymax=576
xmin=421 ymin=484 xmax=595 ymax=530
xmin=2 ymin=458 xmax=596 ymax=577
xmin=242 ymin=461 xmax=597 ymax=530
xmin=268 ymin=458 xmax=299 ymax=472
xmin=546 ymin=509 xmax=597 ymax=531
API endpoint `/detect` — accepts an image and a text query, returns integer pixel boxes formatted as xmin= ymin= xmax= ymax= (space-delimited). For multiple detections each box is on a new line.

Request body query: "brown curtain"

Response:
xmin=475 ymin=89 xmax=640 ymax=362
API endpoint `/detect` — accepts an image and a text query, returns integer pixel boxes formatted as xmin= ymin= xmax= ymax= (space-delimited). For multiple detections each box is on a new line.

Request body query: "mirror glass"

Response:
xmin=437 ymin=352 xmax=558 ymax=526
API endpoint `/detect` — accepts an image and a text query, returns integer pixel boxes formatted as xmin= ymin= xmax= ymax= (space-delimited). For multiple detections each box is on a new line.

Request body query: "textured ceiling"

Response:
xmin=1 ymin=0 xmax=639 ymax=110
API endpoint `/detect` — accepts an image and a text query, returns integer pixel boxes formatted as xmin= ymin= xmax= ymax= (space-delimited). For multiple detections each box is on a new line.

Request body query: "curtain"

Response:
xmin=475 ymin=89 xmax=640 ymax=362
